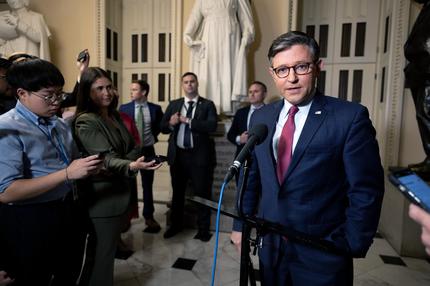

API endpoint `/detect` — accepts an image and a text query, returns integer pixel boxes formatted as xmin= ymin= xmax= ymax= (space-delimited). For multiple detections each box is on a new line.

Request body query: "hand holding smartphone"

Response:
xmin=144 ymin=155 xmax=168 ymax=165
xmin=77 ymin=49 xmax=88 ymax=62
xmin=389 ymin=169 xmax=430 ymax=213
xmin=97 ymin=150 xmax=109 ymax=160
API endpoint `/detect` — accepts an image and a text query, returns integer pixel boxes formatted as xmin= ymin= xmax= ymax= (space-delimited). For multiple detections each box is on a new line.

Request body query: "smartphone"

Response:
xmin=144 ymin=155 xmax=168 ymax=164
xmin=97 ymin=150 xmax=109 ymax=159
xmin=389 ymin=169 xmax=430 ymax=212
xmin=77 ymin=49 xmax=88 ymax=62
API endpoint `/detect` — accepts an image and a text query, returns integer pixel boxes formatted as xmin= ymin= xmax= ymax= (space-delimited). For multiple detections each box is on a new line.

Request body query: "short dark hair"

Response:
xmin=181 ymin=72 xmax=198 ymax=81
xmin=267 ymin=31 xmax=320 ymax=65
xmin=0 ymin=58 xmax=11 ymax=70
xmin=250 ymin=81 xmax=267 ymax=93
xmin=133 ymin=80 xmax=150 ymax=94
xmin=75 ymin=67 xmax=115 ymax=115
xmin=6 ymin=58 xmax=64 ymax=91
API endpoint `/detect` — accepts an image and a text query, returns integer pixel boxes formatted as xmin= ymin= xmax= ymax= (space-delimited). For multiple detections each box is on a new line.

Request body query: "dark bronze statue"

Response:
xmin=404 ymin=0 xmax=430 ymax=176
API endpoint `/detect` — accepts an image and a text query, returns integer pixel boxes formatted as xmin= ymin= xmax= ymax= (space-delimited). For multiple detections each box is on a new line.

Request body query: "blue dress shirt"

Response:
xmin=0 ymin=101 xmax=79 ymax=204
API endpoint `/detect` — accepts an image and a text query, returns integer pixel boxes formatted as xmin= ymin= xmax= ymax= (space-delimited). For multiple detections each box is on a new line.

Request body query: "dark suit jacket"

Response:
xmin=235 ymin=93 xmax=384 ymax=267
xmin=74 ymin=112 xmax=142 ymax=218
xmin=119 ymin=100 xmax=163 ymax=143
xmin=227 ymin=106 xmax=250 ymax=157
xmin=160 ymin=96 xmax=217 ymax=166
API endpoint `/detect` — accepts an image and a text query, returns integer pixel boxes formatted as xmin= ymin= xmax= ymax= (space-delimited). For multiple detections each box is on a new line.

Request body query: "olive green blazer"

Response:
xmin=74 ymin=112 xmax=141 ymax=218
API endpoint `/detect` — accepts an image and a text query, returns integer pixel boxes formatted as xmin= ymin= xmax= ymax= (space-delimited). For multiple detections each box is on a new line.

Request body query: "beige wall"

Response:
xmin=30 ymin=0 xmax=98 ymax=91
xmin=22 ymin=0 xmax=290 ymax=101
xmin=248 ymin=0 xmax=289 ymax=102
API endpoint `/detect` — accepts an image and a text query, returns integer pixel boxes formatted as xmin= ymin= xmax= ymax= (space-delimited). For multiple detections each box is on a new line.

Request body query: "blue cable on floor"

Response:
xmin=210 ymin=181 xmax=227 ymax=286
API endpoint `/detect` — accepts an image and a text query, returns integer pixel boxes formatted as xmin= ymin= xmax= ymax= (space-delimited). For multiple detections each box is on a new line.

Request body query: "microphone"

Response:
xmin=224 ymin=124 xmax=268 ymax=183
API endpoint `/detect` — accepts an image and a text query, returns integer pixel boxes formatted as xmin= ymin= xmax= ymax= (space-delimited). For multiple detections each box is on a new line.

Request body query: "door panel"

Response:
xmin=301 ymin=0 xmax=381 ymax=118
xmin=122 ymin=0 xmax=172 ymax=109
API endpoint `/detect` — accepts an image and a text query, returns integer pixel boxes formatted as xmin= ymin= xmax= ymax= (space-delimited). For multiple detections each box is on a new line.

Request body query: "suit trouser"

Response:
xmin=0 ymin=197 xmax=90 ymax=286
xmin=169 ymin=148 xmax=212 ymax=231
xmin=88 ymin=215 xmax=123 ymax=286
xmin=259 ymin=236 xmax=353 ymax=286
xmin=140 ymin=145 xmax=156 ymax=219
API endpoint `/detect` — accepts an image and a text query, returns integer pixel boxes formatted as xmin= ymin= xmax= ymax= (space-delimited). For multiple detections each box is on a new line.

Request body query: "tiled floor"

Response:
xmin=114 ymin=203 xmax=430 ymax=286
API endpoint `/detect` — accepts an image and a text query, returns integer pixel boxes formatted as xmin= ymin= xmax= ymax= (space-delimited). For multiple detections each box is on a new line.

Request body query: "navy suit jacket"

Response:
xmin=119 ymin=100 xmax=163 ymax=143
xmin=235 ymin=93 xmax=384 ymax=267
xmin=227 ymin=106 xmax=250 ymax=157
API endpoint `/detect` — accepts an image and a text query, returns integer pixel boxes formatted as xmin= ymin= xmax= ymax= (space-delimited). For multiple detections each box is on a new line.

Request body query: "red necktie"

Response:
xmin=277 ymin=105 xmax=299 ymax=185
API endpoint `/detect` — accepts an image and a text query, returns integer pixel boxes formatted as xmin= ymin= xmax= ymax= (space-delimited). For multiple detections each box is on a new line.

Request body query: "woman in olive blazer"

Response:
xmin=73 ymin=67 xmax=161 ymax=286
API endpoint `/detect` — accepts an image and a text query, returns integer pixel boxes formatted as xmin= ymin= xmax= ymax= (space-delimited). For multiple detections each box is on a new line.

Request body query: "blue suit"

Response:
xmin=234 ymin=93 xmax=384 ymax=285
xmin=119 ymin=100 xmax=163 ymax=219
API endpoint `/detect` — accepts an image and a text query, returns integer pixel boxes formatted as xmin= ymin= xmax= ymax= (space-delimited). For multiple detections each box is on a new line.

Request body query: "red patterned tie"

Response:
xmin=277 ymin=105 xmax=299 ymax=185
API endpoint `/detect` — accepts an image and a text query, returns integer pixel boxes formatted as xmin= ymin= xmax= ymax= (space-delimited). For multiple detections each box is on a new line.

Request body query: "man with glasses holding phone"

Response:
xmin=0 ymin=58 xmax=103 ymax=285
xmin=230 ymin=31 xmax=384 ymax=285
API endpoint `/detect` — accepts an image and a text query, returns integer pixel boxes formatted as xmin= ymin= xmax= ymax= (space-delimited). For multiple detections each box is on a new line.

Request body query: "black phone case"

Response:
xmin=77 ymin=50 xmax=88 ymax=62
xmin=144 ymin=155 xmax=167 ymax=164
xmin=389 ymin=170 xmax=430 ymax=213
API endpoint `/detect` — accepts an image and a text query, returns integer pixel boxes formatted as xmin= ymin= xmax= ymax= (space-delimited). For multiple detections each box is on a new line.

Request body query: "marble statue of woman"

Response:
xmin=0 ymin=0 xmax=51 ymax=60
xmin=184 ymin=0 xmax=255 ymax=113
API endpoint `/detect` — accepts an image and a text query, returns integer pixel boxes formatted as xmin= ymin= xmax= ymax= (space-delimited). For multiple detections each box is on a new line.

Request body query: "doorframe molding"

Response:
xmin=172 ymin=0 xmax=183 ymax=101
xmin=94 ymin=0 xmax=106 ymax=69
xmin=380 ymin=0 xmax=409 ymax=167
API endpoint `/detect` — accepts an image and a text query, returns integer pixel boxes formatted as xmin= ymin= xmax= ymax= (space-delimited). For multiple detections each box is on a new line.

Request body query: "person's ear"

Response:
xmin=316 ymin=59 xmax=323 ymax=71
xmin=16 ymin=88 xmax=27 ymax=99
xmin=268 ymin=67 xmax=276 ymax=80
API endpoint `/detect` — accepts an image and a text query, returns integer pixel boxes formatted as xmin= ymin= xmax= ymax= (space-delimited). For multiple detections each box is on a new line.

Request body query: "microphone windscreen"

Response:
xmin=248 ymin=124 xmax=268 ymax=144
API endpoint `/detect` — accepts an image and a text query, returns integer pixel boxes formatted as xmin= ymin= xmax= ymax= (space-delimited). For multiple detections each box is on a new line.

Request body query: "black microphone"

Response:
xmin=224 ymin=124 xmax=268 ymax=183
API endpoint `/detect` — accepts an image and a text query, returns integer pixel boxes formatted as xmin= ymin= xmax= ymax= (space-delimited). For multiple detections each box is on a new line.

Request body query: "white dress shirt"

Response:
xmin=176 ymin=96 xmax=199 ymax=149
xmin=272 ymin=99 xmax=313 ymax=162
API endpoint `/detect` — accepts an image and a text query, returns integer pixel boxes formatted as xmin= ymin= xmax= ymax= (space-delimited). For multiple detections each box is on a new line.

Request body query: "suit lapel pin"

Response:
xmin=315 ymin=111 xmax=322 ymax=115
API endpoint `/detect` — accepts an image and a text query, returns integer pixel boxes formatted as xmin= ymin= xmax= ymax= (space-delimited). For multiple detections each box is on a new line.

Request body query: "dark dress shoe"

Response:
xmin=163 ymin=227 xmax=182 ymax=239
xmin=144 ymin=225 xmax=161 ymax=233
xmin=143 ymin=218 xmax=161 ymax=233
xmin=194 ymin=230 xmax=212 ymax=242
xmin=115 ymin=248 xmax=134 ymax=260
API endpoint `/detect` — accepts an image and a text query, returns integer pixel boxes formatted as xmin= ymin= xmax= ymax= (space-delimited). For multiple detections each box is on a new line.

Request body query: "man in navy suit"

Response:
xmin=227 ymin=81 xmax=266 ymax=184
xmin=119 ymin=80 xmax=163 ymax=233
xmin=230 ymin=31 xmax=384 ymax=285
xmin=160 ymin=72 xmax=217 ymax=241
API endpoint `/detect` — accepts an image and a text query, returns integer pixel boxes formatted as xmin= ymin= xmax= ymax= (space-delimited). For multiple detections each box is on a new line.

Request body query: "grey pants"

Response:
xmin=89 ymin=215 xmax=123 ymax=286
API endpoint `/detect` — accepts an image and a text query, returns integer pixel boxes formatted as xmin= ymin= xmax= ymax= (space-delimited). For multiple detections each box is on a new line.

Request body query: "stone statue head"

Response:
xmin=6 ymin=0 xmax=30 ymax=10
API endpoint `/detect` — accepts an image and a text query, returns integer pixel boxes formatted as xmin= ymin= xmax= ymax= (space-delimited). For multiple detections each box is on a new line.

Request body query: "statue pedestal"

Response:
xmin=379 ymin=167 xmax=428 ymax=258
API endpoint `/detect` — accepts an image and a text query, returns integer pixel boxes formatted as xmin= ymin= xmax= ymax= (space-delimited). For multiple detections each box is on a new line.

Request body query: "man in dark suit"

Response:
xmin=119 ymin=80 xmax=163 ymax=233
xmin=227 ymin=81 xmax=266 ymax=184
xmin=230 ymin=31 xmax=384 ymax=285
xmin=161 ymin=72 xmax=217 ymax=241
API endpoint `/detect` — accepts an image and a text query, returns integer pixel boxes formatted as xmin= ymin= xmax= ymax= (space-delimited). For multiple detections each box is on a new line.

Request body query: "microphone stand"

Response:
xmin=237 ymin=156 xmax=257 ymax=286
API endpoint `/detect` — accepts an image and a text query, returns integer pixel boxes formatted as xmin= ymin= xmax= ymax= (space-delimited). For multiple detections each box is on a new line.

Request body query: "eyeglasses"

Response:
xmin=271 ymin=62 xmax=315 ymax=78
xmin=31 ymin=91 xmax=67 ymax=105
